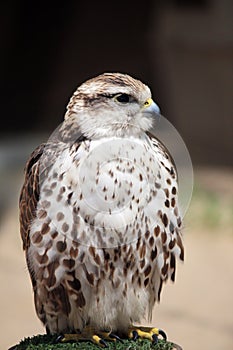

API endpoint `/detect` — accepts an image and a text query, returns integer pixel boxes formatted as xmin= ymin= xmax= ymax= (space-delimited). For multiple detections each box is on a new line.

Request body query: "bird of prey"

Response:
xmin=19 ymin=72 xmax=184 ymax=346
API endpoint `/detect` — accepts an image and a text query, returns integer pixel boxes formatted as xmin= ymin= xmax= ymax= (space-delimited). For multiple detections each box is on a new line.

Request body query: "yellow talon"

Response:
xmin=137 ymin=329 xmax=153 ymax=340
xmin=151 ymin=327 xmax=159 ymax=335
xmin=58 ymin=325 xmax=166 ymax=347
xmin=92 ymin=334 xmax=101 ymax=342
xmin=128 ymin=325 xmax=166 ymax=342
xmin=92 ymin=334 xmax=108 ymax=347
xmin=57 ymin=327 xmax=122 ymax=347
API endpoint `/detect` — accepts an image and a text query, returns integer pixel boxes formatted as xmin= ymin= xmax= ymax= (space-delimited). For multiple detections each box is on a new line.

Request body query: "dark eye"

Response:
xmin=115 ymin=93 xmax=130 ymax=103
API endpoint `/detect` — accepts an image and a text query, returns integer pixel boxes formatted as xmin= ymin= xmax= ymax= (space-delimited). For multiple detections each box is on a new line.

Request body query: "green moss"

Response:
xmin=10 ymin=334 xmax=175 ymax=350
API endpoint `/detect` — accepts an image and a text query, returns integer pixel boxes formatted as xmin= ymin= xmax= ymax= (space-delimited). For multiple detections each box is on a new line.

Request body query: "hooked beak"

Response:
xmin=142 ymin=98 xmax=160 ymax=115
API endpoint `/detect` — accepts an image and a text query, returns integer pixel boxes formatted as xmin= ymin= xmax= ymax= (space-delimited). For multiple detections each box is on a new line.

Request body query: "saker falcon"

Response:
xmin=19 ymin=72 xmax=184 ymax=346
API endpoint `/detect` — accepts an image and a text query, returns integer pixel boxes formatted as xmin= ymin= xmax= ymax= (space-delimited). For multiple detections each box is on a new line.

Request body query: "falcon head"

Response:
xmin=64 ymin=72 xmax=160 ymax=139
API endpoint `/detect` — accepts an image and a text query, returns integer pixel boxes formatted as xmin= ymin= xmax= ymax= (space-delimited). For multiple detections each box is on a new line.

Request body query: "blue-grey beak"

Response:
xmin=148 ymin=101 xmax=160 ymax=115
xmin=143 ymin=98 xmax=160 ymax=115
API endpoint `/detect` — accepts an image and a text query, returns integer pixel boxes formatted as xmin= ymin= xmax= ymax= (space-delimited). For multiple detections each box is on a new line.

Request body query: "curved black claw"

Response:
xmin=152 ymin=333 xmax=158 ymax=344
xmin=132 ymin=330 xmax=139 ymax=341
xmin=99 ymin=338 xmax=108 ymax=348
xmin=159 ymin=329 xmax=167 ymax=341
xmin=55 ymin=334 xmax=65 ymax=343
xmin=109 ymin=333 xmax=124 ymax=343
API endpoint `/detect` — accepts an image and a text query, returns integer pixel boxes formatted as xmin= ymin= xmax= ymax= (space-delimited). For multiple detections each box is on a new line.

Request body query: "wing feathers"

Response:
xmin=19 ymin=144 xmax=45 ymax=250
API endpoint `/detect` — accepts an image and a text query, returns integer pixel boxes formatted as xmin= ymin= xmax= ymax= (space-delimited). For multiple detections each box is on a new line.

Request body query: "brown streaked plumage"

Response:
xmin=19 ymin=72 xmax=184 ymax=339
xmin=20 ymin=144 xmax=45 ymax=250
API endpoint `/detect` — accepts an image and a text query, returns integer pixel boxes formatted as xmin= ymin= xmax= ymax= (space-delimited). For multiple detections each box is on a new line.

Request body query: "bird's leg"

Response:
xmin=57 ymin=326 xmax=123 ymax=348
xmin=128 ymin=325 xmax=167 ymax=344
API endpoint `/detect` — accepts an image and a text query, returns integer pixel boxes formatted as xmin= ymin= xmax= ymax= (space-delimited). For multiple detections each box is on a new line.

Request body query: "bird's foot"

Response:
xmin=56 ymin=326 xmax=123 ymax=348
xmin=128 ymin=325 xmax=167 ymax=344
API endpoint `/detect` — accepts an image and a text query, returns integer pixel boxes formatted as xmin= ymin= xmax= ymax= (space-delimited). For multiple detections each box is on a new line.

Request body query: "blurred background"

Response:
xmin=0 ymin=1 xmax=232 ymax=349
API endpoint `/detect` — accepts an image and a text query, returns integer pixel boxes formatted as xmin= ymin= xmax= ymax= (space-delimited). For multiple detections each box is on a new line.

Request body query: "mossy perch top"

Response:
xmin=9 ymin=334 xmax=182 ymax=350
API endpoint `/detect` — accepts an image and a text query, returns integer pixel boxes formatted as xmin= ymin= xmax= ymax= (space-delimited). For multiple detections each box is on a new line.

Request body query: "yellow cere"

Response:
xmin=144 ymin=98 xmax=153 ymax=108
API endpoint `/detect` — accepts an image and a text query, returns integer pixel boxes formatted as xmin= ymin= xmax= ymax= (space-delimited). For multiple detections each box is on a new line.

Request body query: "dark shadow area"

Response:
xmin=0 ymin=0 xmax=232 ymax=164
